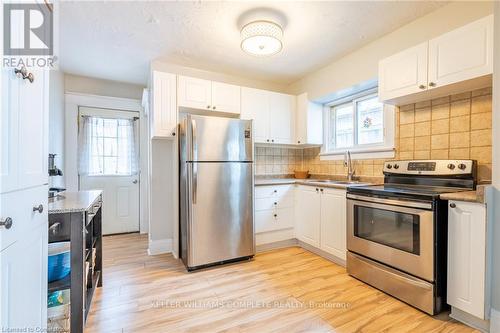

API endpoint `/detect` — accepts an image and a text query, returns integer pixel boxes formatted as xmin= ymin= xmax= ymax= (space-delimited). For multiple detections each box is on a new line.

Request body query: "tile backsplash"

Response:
xmin=256 ymin=87 xmax=492 ymax=182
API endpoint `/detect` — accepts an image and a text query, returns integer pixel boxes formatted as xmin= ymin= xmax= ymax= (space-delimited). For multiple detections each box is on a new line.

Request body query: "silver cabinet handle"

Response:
xmin=418 ymin=84 xmax=426 ymax=89
xmin=213 ymin=106 xmax=216 ymax=110
xmin=14 ymin=67 xmax=34 ymax=83
xmin=429 ymin=82 xmax=436 ymax=87
xmin=206 ymin=105 xmax=210 ymax=109
xmin=0 ymin=217 xmax=13 ymax=229
xmin=132 ymin=179 xmax=138 ymax=184
xmin=450 ymin=203 xmax=456 ymax=208
xmin=33 ymin=204 xmax=44 ymax=214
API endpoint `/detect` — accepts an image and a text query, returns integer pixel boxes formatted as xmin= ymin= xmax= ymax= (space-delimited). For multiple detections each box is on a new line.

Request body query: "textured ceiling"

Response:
xmin=59 ymin=1 xmax=447 ymax=85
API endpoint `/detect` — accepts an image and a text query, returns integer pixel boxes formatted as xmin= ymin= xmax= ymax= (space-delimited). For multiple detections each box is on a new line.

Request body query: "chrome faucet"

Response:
xmin=344 ymin=150 xmax=355 ymax=181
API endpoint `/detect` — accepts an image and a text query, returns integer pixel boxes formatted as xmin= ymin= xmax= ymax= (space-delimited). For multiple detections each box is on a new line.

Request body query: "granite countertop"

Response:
xmin=255 ymin=176 xmax=376 ymax=189
xmin=440 ymin=185 xmax=489 ymax=204
xmin=48 ymin=190 xmax=102 ymax=214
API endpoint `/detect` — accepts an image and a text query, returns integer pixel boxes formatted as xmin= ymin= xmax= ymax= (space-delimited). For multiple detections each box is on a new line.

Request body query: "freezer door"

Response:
xmin=187 ymin=162 xmax=254 ymax=267
xmin=187 ymin=114 xmax=253 ymax=162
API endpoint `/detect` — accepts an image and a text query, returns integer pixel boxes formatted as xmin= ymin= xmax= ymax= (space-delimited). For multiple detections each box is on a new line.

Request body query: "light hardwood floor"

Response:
xmin=86 ymin=233 xmax=478 ymax=333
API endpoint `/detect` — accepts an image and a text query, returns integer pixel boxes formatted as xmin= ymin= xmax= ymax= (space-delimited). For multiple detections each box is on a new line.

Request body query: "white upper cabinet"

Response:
xmin=150 ymin=71 xmax=177 ymax=139
xmin=211 ymin=81 xmax=241 ymax=114
xmin=269 ymin=92 xmax=295 ymax=144
xmin=295 ymin=93 xmax=323 ymax=145
xmin=447 ymin=200 xmax=487 ymax=320
xmin=241 ymin=87 xmax=270 ymax=143
xmin=378 ymin=42 xmax=428 ymax=102
xmin=177 ymin=76 xmax=211 ymax=111
xmin=241 ymin=87 xmax=296 ymax=144
xmin=379 ymin=15 xmax=493 ymax=105
xmin=178 ymin=76 xmax=241 ymax=114
xmin=428 ymin=15 xmax=493 ymax=89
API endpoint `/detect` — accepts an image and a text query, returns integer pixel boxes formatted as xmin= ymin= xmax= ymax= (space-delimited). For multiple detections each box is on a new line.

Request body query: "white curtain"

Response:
xmin=78 ymin=116 xmax=138 ymax=176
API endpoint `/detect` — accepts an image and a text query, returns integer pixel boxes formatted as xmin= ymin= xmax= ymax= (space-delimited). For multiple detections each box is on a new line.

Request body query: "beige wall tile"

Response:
xmin=415 ymin=107 xmax=431 ymax=122
xmin=415 ymin=136 xmax=431 ymax=150
xmin=470 ymin=129 xmax=492 ymax=147
xmin=400 ymin=104 xmax=415 ymax=112
xmin=449 ymin=132 xmax=470 ymax=148
xmin=470 ymin=112 xmax=492 ymax=130
xmin=477 ymin=164 xmax=492 ymax=181
xmin=431 ymin=104 xmax=450 ymax=120
xmin=414 ymin=151 xmax=430 ymax=159
xmin=414 ymin=121 xmax=431 ymax=137
xmin=399 ymin=137 xmax=414 ymax=152
xmin=400 ymin=124 xmax=415 ymax=138
xmin=431 ymin=119 xmax=449 ymax=134
xmin=415 ymin=100 xmax=431 ymax=109
xmin=450 ymin=100 xmax=471 ymax=117
xmin=399 ymin=151 xmax=414 ymax=159
xmin=450 ymin=91 xmax=472 ymax=102
xmin=400 ymin=110 xmax=415 ymax=124
xmin=471 ymin=95 xmax=492 ymax=114
xmin=450 ymin=115 xmax=470 ymax=133
xmin=431 ymin=149 xmax=449 ymax=159
xmin=472 ymin=87 xmax=492 ymax=97
xmin=449 ymin=148 xmax=470 ymax=159
xmin=432 ymin=96 xmax=450 ymax=106
xmin=471 ymin=146 xmax=492 ymax=164
xmin=431 ymin=134 xmax=449 ymax=149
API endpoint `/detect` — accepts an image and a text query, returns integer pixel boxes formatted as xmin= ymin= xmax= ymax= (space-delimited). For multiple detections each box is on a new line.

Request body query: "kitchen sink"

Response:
xmin=306 ymin=179 xmax=360 ymax=184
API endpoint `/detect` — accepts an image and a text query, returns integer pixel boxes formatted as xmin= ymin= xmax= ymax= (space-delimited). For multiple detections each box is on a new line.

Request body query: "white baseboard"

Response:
xmin=257 ymin=238 xmax=298 ymax=253
xmin=490 ymin=308 xmax=500 ymax=333
xmin=450 ymin=307 xmax=490 ymax=332
xmin=148 ymin=238 xmax=172 ymax=255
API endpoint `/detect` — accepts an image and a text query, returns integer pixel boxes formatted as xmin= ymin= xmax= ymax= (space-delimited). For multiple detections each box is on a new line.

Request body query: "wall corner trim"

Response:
xmin=148 ymin=238 xmax=173 ymax=255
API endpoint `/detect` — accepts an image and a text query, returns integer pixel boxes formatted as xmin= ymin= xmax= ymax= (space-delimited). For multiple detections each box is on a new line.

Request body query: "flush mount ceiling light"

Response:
xmin=241 ymin=20 xmax=283 ymax=56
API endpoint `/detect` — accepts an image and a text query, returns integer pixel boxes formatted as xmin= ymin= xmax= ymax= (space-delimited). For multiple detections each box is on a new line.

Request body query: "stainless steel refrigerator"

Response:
xmin=179 ymin=114 xmax=254 ymax=271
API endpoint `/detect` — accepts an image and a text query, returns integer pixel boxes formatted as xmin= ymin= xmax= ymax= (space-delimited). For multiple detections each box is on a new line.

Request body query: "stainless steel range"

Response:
xmin=346 ymin=159 xmax=477 ymax=315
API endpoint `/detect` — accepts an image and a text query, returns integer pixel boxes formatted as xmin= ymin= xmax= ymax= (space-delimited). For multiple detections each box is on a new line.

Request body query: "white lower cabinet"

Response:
xmin=447 ymin=200 xmax=487 ymax=320
xmin=295 ymin=185 xmax=347 ymax=260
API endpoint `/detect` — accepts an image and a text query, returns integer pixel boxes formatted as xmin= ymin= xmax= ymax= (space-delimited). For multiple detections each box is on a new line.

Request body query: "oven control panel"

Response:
xmin=383 ymin=160 xmax=474 ymax=176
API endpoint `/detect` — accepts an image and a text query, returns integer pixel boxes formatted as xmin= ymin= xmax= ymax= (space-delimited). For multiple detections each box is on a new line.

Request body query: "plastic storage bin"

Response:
xmin=48 ymin=242 xmax=71 ymax=282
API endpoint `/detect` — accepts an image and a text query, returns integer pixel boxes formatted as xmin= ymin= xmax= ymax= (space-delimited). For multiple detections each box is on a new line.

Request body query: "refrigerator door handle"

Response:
xmin=191 ymin=118 xmax=198 ymax=161
xmin=192 ymin=163 xmax=197 ymax=204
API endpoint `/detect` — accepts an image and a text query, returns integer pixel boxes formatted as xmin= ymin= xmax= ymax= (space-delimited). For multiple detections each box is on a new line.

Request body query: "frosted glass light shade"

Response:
xmin=241 ymin=20 xmax=283 ymax=56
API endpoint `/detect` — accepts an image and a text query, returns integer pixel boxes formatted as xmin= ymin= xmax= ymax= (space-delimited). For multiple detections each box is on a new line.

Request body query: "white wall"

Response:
xmin=49 ymin=70 xmax=65 ymax=189
xmin=490 ymin=2 xmax=500 ymax=330
xmin=65 ymin=73 xmax=144 ymax=100
xmin=287 ymin=1 xmax=494 ymax=102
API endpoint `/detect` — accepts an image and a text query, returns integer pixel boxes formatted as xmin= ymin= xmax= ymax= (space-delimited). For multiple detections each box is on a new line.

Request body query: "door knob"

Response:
xmin=0 ymin=217 xmax=13 ymax=229
xmin=132 ymin=179 xmax=138 ymax=184
xmin=33 ymin=204 xmax=44 ymax=214
xmin=450 ymin=203 xmax=456 ymax=208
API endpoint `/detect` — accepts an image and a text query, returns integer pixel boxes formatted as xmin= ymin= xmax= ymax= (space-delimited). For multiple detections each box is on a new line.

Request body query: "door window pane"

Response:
xmin=357 ymin=97 xmax=384 ymax=145
xmin=333 ymin=104 xmax=354 ymax=148
xmin=354 ymin=205 xmax=420 ymax=254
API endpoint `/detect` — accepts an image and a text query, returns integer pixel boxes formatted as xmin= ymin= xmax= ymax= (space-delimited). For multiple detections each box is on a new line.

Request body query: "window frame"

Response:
xmin=322 ymin=89 xmax=395 ymax=160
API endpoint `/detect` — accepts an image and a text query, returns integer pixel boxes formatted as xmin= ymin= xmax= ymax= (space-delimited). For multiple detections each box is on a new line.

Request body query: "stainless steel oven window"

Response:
xmin=354 ymin=205 xmax=420 ymax=255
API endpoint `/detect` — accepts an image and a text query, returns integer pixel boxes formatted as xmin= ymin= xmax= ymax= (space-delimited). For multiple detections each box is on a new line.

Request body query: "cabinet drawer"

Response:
xmin=1 ymin=186 xmax=47 ymax=251
xmin=255 ymin=184 xmax=293 ymax=199
xmin=255 ymin=194 xmax=293 ymax=211
xmin=255 ymin=208 xmax=294 ymax=233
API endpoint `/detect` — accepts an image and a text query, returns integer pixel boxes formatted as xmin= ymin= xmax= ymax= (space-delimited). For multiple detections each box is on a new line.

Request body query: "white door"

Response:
xmin=177 ymin=76 xmax=212 ymax=110
xmin=269 ymin=92 xmax=295 ymax=144
xmin=320 ymin=188 xmax=347 ymax=260
xmin=295 ymin=186 xmax=321 ymax=247
xmin=428 ymin=15 xmax=493 ymax=90
xmin=78 ymin=107 xmax=140 ymax=235
xmin=378 ymin=42 xmax=428 ymax=102
xmin=447 ymin=201 xmax=486 ymax=319
xmin=241 ymin=87 xmax=269 ymax=143
xmin=211 ymin=81 xmax=241 ymax=114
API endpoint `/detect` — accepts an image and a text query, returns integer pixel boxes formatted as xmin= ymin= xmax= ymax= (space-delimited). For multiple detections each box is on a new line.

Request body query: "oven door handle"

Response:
xmin=346 ymin=194 xmax=432 ymax=210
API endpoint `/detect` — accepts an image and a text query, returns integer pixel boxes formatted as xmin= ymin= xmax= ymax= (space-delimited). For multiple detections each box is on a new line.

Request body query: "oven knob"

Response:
xmin=387 ymin=164 xmax=392 ymax=169
xmin=458 ymin=163 xmax=467 ymax=170
xmin=447 ymin=163 xmax=455 ymax=170
xmin=393 ymin=164 xmax=399 ymax=169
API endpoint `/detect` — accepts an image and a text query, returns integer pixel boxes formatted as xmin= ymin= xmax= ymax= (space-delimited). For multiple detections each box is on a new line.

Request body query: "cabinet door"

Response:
xmin=269 ymin=92 xmax=295 ymax=144
xmin=378 ymin=42 xmax=428 ymax=102
xmin=447 ymin=201 xmax=486 ymax=319
xmin=1 ymin=69 xmax=20 ymax=193
xmin=295 ymin=186 xmax=320 ymax=247
xmin=211 ymin=81 xmax=241 ymax=114
xmin=241 ymin=87 xmax=269 ymax=143
xmin=17 ymin=69 xmax=48 ymax=189
xmin=0 ymin=222 xmax=47 ymax=331
xmin=177 ymin=76 xmax=212 ymax=110
xmin=428 ymin=15 xmax=493 ymax=90
xmin=320 ymin=188 xmax=346 ymax=260
xmin=295 ymin=93 xmax=323 ymax=145
xmin=151 ymin=71 xmax=177 ymax=138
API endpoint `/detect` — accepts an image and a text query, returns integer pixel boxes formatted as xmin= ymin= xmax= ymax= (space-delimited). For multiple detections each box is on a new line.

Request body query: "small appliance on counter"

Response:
xmin=346 ymin=159 xmax=477 ymax=315
xmin=48 ymin=154 xmax=65 ymax=198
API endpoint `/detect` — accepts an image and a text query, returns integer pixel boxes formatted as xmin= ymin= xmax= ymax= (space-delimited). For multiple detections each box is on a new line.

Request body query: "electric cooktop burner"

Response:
xmin=349 ymin=184 xmax=468 ymax=199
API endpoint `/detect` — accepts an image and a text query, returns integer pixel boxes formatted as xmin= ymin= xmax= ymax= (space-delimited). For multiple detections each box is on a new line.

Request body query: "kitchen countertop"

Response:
xmin=440 ymin=185 xmax=489 ymax=204
xmin=48 ymin=190 xmax=102 ymax=214
xmin=255 ymin=177 xmax=374 ymax=189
